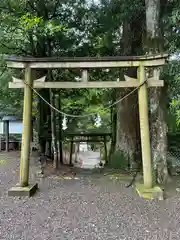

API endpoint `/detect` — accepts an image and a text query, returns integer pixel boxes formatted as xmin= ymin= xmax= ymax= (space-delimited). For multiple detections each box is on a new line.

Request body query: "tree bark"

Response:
xmin=32 ymin=70 xmax=50 ymax=155
xmin=50 ymin=89 xmax=58 ymax=169
xmin=116 ymin=82 xmax=139 ymax=168
xmin=145 ymin=0 xmax=169 ymax=184
xmin=115 ymin=14 xmax=143 ymax=168
xmin=38 ymin=89 xmax=51 ymax=154
xmin=56 ymin=91 xmax=63 ymax=164
xmin=109 ymin=89 xmax=117 ymax=158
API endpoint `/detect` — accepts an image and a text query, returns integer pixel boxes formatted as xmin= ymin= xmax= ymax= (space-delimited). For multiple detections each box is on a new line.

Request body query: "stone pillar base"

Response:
xmin=8 ymin=183 xmax=38 ymax=197
xmin=136 ymin=183 xmax=164 ymax=200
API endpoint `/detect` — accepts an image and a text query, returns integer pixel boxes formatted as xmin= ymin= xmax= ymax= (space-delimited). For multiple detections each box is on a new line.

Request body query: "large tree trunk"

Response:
xmin=145 ymin=0 xmax=169 ymax=184
xmin=115 ymin=13 xmax=144 ymax=168
xmin=32 ymin=70 xmax=50 ymax=155
xmin=109 ymin=89 xmax=117 ymax=159
xmin=116 ymin=88 xmax=139 ymax=168
xmin=115 ymin=21 xmax=135 ymax=168
xmin=38 ymin=89 xmax=51 ymax=154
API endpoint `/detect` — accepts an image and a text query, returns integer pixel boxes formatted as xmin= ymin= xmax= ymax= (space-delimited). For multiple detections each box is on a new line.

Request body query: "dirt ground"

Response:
xmin=0 ymin=152 xmax=180 ymax=240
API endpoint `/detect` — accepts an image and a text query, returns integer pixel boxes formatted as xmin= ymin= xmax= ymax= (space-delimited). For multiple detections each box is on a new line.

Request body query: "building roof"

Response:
xmin=2 ymin=115 xmax=19 ymax=121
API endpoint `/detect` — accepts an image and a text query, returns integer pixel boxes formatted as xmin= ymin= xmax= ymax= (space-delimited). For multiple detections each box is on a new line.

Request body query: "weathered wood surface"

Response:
xmin=82 ymin=70 xmax=88 ymax=82
xmin=4 ymin=121 xmax=9 ymax=152
xmin=138 ymin=64 xmax=152 ymax=188
xmin=19 ymin=67 xmax=33 ymax=187
xmin=64 ymin=132 xmax=111 ymax=142
xmin=9 ymin=79 xmax=164 ymax=89
xmin=12 ymin=76 xmax=46 ymax=83
xmin=5 ymin=53 xmax=168 ymax=62
xmin=65 ymin=132 xmax=111 ymax=136
xmin=5 ymin=54 xmax=168 ymax=69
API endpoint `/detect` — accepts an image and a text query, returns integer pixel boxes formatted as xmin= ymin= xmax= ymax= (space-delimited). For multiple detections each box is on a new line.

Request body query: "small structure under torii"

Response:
xmin=5 ymin=54 xmax=168 ymax=197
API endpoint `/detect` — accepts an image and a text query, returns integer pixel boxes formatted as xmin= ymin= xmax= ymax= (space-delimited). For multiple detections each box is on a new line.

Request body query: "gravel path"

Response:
xmin=0 ymin=152 xmax=180 ymax=240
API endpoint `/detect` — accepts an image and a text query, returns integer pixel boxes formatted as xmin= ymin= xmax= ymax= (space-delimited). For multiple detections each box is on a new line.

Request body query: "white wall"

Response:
xmin=0 ymin=121 xmax=22 ymax=134
xmin=0 ymin=122 xmax=3 ymax=134
xmin=9 ymin=121 xmax=22 ymax=134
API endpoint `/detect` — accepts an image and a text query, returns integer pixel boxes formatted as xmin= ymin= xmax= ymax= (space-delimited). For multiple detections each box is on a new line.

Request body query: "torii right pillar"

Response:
xmin=138 ymin=64 xmax=152 ymax=188
xmin=137 ymin=62 xmax=164 ymax=200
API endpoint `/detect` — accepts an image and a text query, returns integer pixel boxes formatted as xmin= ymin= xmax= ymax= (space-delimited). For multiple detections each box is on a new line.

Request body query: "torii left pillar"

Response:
xmin=8 ymin=66 xmax=38 ymax=197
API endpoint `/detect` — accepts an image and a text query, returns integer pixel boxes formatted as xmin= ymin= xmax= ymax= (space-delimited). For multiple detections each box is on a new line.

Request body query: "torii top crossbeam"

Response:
xmin=5 ymin=54 xmax=168 ymax=69
xmin=6 ymin=54 xmax=168 ymax=89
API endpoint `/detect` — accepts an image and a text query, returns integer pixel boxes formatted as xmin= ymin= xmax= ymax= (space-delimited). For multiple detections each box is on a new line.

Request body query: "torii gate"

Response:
xmin=6 ymin=54 xmax=168 ymax=197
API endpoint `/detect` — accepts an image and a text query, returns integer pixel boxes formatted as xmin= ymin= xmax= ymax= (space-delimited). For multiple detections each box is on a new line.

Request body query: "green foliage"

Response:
xmin=170 ymin=99 xmax=180 ymax=127
xmin=163 ymin=61 xmax=180 ymax=130
xmin=163 ymin=1 xmax=180 ymax=53
xmin=19 ymin=13 xmax=67 ymax=37
xmin=108 ymin=150 xmax=129 ymax=169
xmin=0 ymin=0 xmax=179 ymax=141
xmin=61 ymin=87 xmax=111 ymax=131
xmin=0 ymin=57 xmax=23 ymax=117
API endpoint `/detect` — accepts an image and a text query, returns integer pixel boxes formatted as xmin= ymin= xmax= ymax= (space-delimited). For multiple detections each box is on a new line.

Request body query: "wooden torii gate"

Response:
xmin=6 ymin=54 xmax=168 ymax=197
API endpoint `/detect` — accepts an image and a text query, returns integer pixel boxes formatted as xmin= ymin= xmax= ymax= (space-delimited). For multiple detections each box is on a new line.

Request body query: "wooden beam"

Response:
xmin=82 ymin=70 xmax=88 ymax=82
xmin=6 ymin=58 xmax=167 ymax=69
xmin=9 ymin=79 xmax=164 ymax=89
xmin=153 ymin=68 xmax=160 ymax=80
xmin=139 ymin=53 xmax=168 ymax=60
xmin=19 ymin=66 xmax=33 ymax=187
xmin=124 ymin=75 xmax=137 ymax=81
xmin=12 ymin=77 xmax=23 ymax=83
xmin=124 ymin=74 xmax=162 ymax=82
xmin=4 ymin=120 xmax=9 ymax=152
xmin=5 ymin=53 xmax=168 ymax=62
xmin=12 ymin=76 xmax=46 ymax=83
xmin=35 ymin=76 xmax=46 ymax=82
xmin=138 ymin=64 xmax=152 ymax=189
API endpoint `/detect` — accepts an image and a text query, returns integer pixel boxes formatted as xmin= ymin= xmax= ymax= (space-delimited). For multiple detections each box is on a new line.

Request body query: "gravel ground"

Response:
xmin=0 ymin=152 xmax=180 ymax=240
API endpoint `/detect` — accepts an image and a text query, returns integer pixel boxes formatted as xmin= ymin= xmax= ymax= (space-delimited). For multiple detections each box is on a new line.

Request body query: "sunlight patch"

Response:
xmin=0 ymin=159 xmax=8 ymax=164
xmin=55 ymin=175 xmax=80 ymax=180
